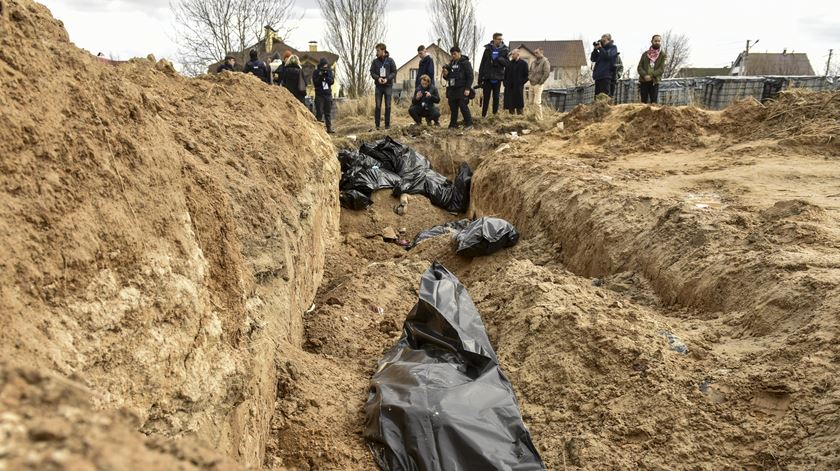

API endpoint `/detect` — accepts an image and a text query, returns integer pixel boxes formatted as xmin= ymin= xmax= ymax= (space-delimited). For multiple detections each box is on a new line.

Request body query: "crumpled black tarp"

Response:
xmin=338 ymin=137 xmax=471 ymax=213
xmin=455 ymin=217 xmax=521 ymax=258
xmin=364 ymin=263 xmax=544 ymax=471
xmin=408 ymin=218 xmax=470 ymax=249
xmin=339 ymin=189 xmax=373 ymax=210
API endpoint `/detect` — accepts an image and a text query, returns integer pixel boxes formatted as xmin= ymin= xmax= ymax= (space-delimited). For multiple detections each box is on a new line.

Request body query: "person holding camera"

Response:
xmin=591 ymin=34 xmax=619 ymax=97
xmin=408 ymin=74 xmax=441 ymax=126
xmin=370 ymin=43 xmax=397 ymax=130
xmin=312 ymin=58 xmax=335 ymax=133
xmin=637 ymin=34 xmax=667 ymax=104
xmin=478 ymin=33 xmax=510 ymax=117
xmin=441 ymin=47 xmax=474 ymax=129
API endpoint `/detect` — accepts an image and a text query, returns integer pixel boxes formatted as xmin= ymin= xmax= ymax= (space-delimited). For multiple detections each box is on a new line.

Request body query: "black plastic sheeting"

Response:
xmin=408 ymin=218 xmax=470 ymax=249
xmin=338 ymin=138 xmax=472 ymax=213
xmin=456 ymin=217 xmax=521 ymax=258
xmin=364 ymin=263 xmax=544 ymax=471
xmin=339 ymin=189 xmax=373 ymax=210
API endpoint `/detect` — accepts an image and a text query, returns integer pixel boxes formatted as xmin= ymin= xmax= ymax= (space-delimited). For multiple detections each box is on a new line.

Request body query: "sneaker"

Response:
xmin=463 ymin=124 xmax=474 ymax=130
xmin=385 ymin=125 xmax=391 ymax=130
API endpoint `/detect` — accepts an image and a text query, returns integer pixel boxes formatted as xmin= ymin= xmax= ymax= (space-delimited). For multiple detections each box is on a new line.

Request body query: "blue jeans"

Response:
xmin=374 ymin=86 xmax=393 ymax=128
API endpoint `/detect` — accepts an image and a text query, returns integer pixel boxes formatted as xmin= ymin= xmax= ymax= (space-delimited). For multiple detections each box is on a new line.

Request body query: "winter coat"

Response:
xmin=504 ymin=58 xmax=529 ymax=110
xmin=637 ymin=50 xmax=667 ymax=84
xmin=479 ymin=42 xmax=510 ymax=83
xmin=416 ymin=54 xmax=435 ymax=88
xmin=443 ymin=55 xmax=474 ymax=99
xmin=590 ymin=41 xmax=619 ymax=81
xmin=528 ymin=56 xmax=551 ymax=85
xmin=282 ymin=63 xmax=306 ymax=103
xmin=243 ymin=59 xmax=271 ymax=83
xmin=411 ymin=84 xmax=441 ymax=108
xmin=217 ymin=63 xmax=236 ymax=73
xmin=312 ymin=60 xmax=334 ymax=97
xmin=370 ymin=56 xmax=398 ymax=87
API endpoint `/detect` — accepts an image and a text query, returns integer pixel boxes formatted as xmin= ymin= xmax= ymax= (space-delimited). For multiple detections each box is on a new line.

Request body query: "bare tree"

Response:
xmin=319 ymin=0 xmax=389 ymax=98
xmin=661 ymin=29 xmax=691 ymax=78
xmin=171 ymin=0 xmax=298 ymax=76
xmin=428 ymin=0 xmax=483 ymax=62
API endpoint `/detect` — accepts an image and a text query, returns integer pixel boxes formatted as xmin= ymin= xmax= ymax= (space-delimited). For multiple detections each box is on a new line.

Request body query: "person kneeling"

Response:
xmin=408 ymin=74 xmax=441 ymax=125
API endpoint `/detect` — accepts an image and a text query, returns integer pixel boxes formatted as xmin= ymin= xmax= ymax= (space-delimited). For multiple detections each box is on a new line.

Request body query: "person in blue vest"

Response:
xmin=478 ymin=33 xmax=510 ymax=117
xmin=591 ymin=34 xmax=619 ymax=97
xmin=415 ymin=45 xmax=435 ymax=89
xmin=312 ymin=58 xmax=335 ymax=133
xmin=370 ymin=43 xmax=398 ymax=130
xmin=243 ymin=49 xmax=271 ymax=84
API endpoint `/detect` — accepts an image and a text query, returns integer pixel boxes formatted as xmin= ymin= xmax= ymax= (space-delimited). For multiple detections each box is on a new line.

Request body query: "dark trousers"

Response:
xmin=481 ymin=81 xmax=501 ymax=116
xmin=595 ymin=78 xmax=612 ymax=97
xmin=315 ymin=95 xmax=332 ymax=130
xmin=448 ymin=94 xmax=472 ymax=128
xmin=408 ymin=104 xmax=441 ymax=124
xmin=640 ymin=82 xmax=660 ymax=104
xmin=374 ymin=85 xmax=393 ymax=128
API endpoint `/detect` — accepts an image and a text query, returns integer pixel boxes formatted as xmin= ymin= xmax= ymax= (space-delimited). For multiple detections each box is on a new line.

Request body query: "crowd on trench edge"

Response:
xmin=216 ymin=33 xmax=668 ymax=133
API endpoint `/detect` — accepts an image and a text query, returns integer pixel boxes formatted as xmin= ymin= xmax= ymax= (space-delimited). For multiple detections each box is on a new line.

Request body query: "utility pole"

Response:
xmin=827 ymin=49 xmax=834 ymax=77
xmin=743 ymin=39 xmax=759 ymax=76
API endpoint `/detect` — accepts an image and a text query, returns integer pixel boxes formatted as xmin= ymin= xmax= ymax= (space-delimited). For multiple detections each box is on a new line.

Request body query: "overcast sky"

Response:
xmin=40 ymin=0 xmax=840 ymax=74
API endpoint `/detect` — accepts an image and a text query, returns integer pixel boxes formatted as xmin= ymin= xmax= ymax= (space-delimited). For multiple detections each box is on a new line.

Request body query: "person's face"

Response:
xmin=376 ymin=48 xmax=385 ymax=58
xmin=494 ymin=35 xmax=503 ymax=47
xmin=652 ymin=36 xmax=662 ymax=48
xmin=600 ymin=35 xmax=610 ymax=46
xmin=451 ymin=51 xmax=461 ymax=61
xmin=421 ymin=77 xmax=430 ymax=88
xmin=512 ymin=51 xmax=520 ymax=61
xmin=226 ymin=58 xmax=235 ymax=66
xmin=419 ymin=49 xmax=426 ymax=58
xmin=535 ymin=49 xmax=543 ymax=59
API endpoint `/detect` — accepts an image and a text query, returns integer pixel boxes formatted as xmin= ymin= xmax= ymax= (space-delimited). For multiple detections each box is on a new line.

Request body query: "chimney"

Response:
xmin=782 ymin=48 xmax=787 ymax=55
xmin=309 ymin=41 xmax=317 ymax=52
xmin=265 ymin=25 xmax=277 ymax=53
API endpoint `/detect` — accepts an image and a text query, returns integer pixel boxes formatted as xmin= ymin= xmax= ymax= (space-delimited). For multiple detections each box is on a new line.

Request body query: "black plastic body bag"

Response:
xmin=364 ymin=263 xmax=544 ymax=471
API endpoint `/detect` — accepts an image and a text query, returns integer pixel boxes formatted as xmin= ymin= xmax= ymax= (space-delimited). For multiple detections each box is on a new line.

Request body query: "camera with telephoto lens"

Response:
xmin=593 ymin=41 xmax=601 ymax=47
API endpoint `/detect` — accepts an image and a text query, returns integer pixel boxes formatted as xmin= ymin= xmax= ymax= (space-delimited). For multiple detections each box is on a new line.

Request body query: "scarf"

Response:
xmin=647 ymin=47 xmax=661 ymax=64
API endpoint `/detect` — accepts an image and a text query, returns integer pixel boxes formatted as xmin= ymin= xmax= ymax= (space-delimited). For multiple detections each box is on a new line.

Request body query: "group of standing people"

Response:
xmin=591 ymin=34 xmax=668 ymax=103
xmin=217 ymin=49 xmax=336 ymax=133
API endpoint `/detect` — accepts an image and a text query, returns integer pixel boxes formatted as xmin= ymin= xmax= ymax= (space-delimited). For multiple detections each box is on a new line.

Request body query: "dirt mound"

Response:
xmin=725 ymin=89 xmax=840 ymax=152
xmin=1 ymin=0 xmax=337 ymax=468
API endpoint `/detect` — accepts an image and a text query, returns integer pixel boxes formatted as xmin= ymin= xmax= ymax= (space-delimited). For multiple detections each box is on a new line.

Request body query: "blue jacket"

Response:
xmin=591 ymin=42 xmax=619 ymax=81
xmin=415 ymin=54 xmax=435 ymax=88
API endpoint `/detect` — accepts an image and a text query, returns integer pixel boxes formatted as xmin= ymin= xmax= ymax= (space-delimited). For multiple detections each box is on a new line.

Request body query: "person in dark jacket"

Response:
xmin=503 ymin=49 xmax=529 ymax=114
xmin=591 ymin=34 xmax=619 ymax=97
xmin=370 ymin=43 xmax=398 ymax=129
xmin=478 ymin=33 xmax=510 ymax=117
xmin=408 ymin=74 xmax=441 ymax=125
xmin=441 ymin=47 xmax=474 ymax=129
xmin=243 ymin=49 xmax=271 ymax=84
xmin=415 ymin=45 xmax=435 ymax=89
xmin=637 ymin=34 xmax=667 ymax=104
xmin=217 ymin=55 xmax=237 ymax=73
xmin=281 ymin=55 xmax=306 ymax=103
xmin=312 ymin=58 xmax=335 ymax=133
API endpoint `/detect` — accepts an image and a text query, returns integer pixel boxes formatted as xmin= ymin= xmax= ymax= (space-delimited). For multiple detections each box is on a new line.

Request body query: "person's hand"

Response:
xmin=424 ymin=92 xmax=431 ymax=97
xmin=415 ymin=91 xmax=422 ymax=100
xmin=644 ymin=75 xmax=652 ymax=82
xmin=463 ymin=89 xmax=470 ymax=97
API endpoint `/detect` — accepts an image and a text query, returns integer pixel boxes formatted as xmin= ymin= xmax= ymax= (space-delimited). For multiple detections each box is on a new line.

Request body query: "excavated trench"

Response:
xmin=265 ymin=130 xmax=840 ymax=470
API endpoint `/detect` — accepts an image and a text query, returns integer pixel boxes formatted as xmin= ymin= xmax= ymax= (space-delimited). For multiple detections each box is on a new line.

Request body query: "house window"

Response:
xmin=410 ymin=68 xmax=418 ymax=81
xmin=553 ymin=68 xmax=562 ymax=80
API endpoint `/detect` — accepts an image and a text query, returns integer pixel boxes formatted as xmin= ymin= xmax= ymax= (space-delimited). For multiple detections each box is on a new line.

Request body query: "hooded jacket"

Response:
xmin=416 ymin=54 xmax=435 ymax=88
xmin=637 ymin=50 xmax=667 ymax=84
xmin=444 ymin=55 xmax=474 ymax=99
xmin=528 ymin=56 xmax=551 ymax=85
xmin=370 ymin=54 xmax=398 ymax=87
xmin=312 ymin=58 xmax=334 ymax=96
xmin=591 ymin=41 xmax=619 ymax=81
xmin=479 ymin=42 xmax=510 ymax=83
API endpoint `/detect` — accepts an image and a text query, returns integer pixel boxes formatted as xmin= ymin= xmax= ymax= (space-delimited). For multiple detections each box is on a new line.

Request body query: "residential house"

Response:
xmin=730 ymin=51 xmax=815 ymax=76
xmin=208 ymin=27 xmax=340 ymax=96
xmin=395 ymin=43 xmax=451 ymax=92
xmin=676 ymin=67 xmax=732 ymax=78
xmin=508 ymin=40 xmax=588 ymax=88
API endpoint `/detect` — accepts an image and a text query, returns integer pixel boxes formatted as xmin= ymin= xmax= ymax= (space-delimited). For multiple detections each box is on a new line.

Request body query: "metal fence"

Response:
xmin=544 ymin=76 xmax=840 ymax=112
